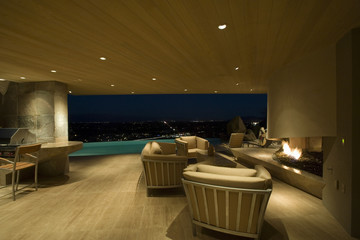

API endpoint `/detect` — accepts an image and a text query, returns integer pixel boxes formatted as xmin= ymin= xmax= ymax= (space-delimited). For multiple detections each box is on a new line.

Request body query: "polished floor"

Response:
xmin=0 ymin=154 xmax=355 ymax=240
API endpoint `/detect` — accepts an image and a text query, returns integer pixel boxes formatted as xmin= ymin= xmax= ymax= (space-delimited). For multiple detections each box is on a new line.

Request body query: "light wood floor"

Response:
xmin=0 ymin=154 xmax=356 ymax=240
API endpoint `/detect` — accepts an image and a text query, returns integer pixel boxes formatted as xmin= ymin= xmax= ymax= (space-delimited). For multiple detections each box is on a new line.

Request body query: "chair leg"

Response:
xmin=11 ymin=171 xmax=16 ymax=201
xmin=192 ymin=223 xmax=197 ymax=236
xmin=16 ymin=170 xmax=20 ymax=191
xmin=35 ymin=163 xmax=38 ymax=190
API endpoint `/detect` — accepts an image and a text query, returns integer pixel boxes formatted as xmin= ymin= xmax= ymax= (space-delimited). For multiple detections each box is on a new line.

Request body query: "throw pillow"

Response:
xmin=181 ymin=136 xmax=196 ymax=149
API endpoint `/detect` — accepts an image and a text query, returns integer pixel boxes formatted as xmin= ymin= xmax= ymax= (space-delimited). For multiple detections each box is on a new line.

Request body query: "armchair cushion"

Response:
xmin=183 ymin=171 xmax=269 ymax=189
xmin=158 ymin=142 xmax=176 ymax=155
xmin=197 ymin=165 xmax=257 ymax=177
xmin=181 ymin=136 xmax=196 ymax=149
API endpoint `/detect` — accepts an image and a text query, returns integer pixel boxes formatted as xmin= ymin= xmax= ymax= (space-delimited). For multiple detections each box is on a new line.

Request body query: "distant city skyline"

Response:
xmin=68 ymin=94 xmax=267 ymax=122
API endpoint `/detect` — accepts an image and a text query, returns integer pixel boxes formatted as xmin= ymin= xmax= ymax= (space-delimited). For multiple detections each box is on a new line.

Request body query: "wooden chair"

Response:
xmin=0 ymin=143 xmax=42 ymax=201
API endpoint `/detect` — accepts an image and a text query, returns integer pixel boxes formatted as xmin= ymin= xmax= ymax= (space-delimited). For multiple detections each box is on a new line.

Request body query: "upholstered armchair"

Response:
xmin=182 ymin=164 xmax=272 ymax=239
xmin=175 ymin=136 xmax=211 ymax=159
xmin=141 ymin=141 xmax=187 ymax=196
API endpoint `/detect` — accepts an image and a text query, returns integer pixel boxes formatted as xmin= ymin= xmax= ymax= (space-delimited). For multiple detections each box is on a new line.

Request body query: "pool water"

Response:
xmin=69 ymin=138 xmax=224 ymax=157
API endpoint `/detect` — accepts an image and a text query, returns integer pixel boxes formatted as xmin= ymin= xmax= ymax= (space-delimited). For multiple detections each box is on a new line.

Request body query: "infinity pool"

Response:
xmin=69 ymin=138 xmax=223 ymax=157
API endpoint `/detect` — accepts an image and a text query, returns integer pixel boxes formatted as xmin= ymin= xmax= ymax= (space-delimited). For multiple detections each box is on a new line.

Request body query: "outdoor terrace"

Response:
xmin=0 ymin=152 xmax=353 ymax=240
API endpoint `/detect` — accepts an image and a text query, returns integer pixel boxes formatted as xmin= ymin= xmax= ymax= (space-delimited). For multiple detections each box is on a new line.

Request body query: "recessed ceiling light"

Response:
xmin=0 ymin=78 xmax=5 ymax=81
xmin=218 ymin=24 xmax=227 ymax=30
xmin=214 ymin=90 xmax=218 ymax=93
xmin=20 ymin=77 xmax=26 ymax=79
xmin=235 ymin=66 xmax=239 ymax=70
xmin=236 ymin=83 xmax=239 ymax=86
xmin=184 ymin=89 xmax=188 ymax=92
xmin=68 ymin=90 xmax=72 ymax=94
xmin=152 ymin=77 xmax=157 ymax=81
xmin=110 ymin=84 xmax=115 ymax=87
xmin=131 ymin=91 xmax=135 ymax=94
xmin=250 ymin=88 xmax=253 ymax=92
xmin=100 ymin=57 xmax=106 ymax=60
xmin=51 ymin=70 xmax=56 ymax=73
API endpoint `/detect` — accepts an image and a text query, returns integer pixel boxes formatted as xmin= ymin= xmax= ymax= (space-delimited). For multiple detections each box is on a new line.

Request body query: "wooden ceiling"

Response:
xmin=0 ymin=0 xmax=360 ymax=95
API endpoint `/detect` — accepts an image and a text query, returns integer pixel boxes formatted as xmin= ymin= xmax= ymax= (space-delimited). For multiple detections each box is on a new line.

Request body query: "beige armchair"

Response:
xmin=182 ymin=164 xmax=272 ymax=239
xmin=141 ymin=141 xmax=187 ymax=196
xmin=175 ymin=136 xmax=210 ymax=159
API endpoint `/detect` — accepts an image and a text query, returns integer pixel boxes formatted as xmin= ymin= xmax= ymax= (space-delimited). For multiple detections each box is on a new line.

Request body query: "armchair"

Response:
xmin=175 ymin=136 xmax=210 ymax=159
xmin=141 ymin=141 xmax=187 ymax=196
xmin=182 ymin=164 xmax=272 ymax=239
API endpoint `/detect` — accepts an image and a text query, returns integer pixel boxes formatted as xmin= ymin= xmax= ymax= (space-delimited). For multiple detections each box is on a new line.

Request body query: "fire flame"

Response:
xmin=282 ymin=142 xmax=302 ymax=160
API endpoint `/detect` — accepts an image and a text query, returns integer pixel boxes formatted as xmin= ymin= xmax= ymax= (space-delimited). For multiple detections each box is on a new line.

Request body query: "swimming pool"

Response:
xmin=69 ymin=138 xmax=223 ymax=157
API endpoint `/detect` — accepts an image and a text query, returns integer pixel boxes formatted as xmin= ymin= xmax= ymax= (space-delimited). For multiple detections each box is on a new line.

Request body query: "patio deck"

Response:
xmin=0 ymin=153 xmax=353 ymax=240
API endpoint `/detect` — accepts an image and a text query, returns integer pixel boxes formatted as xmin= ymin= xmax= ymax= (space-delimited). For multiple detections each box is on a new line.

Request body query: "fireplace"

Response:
xmin=272 ymin=137 xmax=323 ymax=176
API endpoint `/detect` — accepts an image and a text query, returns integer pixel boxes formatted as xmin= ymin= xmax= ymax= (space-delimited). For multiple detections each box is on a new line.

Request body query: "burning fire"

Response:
xmin=282 ymin=142 xmax=302 ymax=160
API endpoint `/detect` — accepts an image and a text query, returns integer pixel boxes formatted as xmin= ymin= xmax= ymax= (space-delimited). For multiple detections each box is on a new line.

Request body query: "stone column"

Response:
xmin=0 ymin=81 xmax=68 ymax=143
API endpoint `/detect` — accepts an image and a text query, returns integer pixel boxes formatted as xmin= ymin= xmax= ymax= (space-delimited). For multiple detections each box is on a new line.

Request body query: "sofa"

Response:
xmin=182 ymin=164 xmax=272 ymax=239
xmin=175 ymin=136 xmax=211 ymax=158
xmin=141 ymin=141 xmax=188 ymax=196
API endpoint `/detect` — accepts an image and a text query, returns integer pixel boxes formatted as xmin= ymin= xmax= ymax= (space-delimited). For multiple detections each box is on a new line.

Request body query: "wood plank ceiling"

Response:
xmin=0 ymin=0 xmax=359 ymax=95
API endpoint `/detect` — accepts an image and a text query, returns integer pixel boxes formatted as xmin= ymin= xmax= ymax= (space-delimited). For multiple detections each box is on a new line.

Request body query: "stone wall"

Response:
xmin=0 ymin=81 xmax=68 ymax=143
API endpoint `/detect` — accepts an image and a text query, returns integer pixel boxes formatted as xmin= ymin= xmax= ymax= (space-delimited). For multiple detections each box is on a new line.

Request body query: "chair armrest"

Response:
xmin=0 ymin=157 xmax=13 ymax=164
xmin=196 ymin=137 xmax=209 ymax=150
xmin=175 ymin=139 xmax=188 ymax=156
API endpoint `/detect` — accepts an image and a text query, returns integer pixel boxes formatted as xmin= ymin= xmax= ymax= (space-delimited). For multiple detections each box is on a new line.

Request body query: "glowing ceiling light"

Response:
xmin=250 ymin=88 xmax=253 ymax=92
xmin=68 ymin=90 xmax=72 ymax=94
xmin=218 ymin=24 xmax=227 ymax=30
xmin=131 ymin=91 xmax=135 ymax=94
xmin=152 ymin=77 xmax=157 ymax=81
xmin=236 ymin=83 xmax=239 ymax=86
xmin=235 ymin=66 xmax=239 ymax=70
xmin=184 ymin=89 xmax=188 ymax=92
xmin=20 ymin=77 xmax=26 ymax=79
xmin=51 ymin=70 xmax=56 ymax=73
xmin=110 ymin=84 xmax=115 ymax=87
xmin=0 ymin=78 xmax=5 ymax=81
xmin=100 ymin=57 xmax=106 ymax=60
xmin=214 ymin=90 xmax=218 ymax=93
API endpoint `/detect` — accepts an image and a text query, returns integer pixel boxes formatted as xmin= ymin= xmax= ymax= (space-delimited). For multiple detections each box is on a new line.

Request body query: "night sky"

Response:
xmin=68 ymin=94 xmax=267 ymax=122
